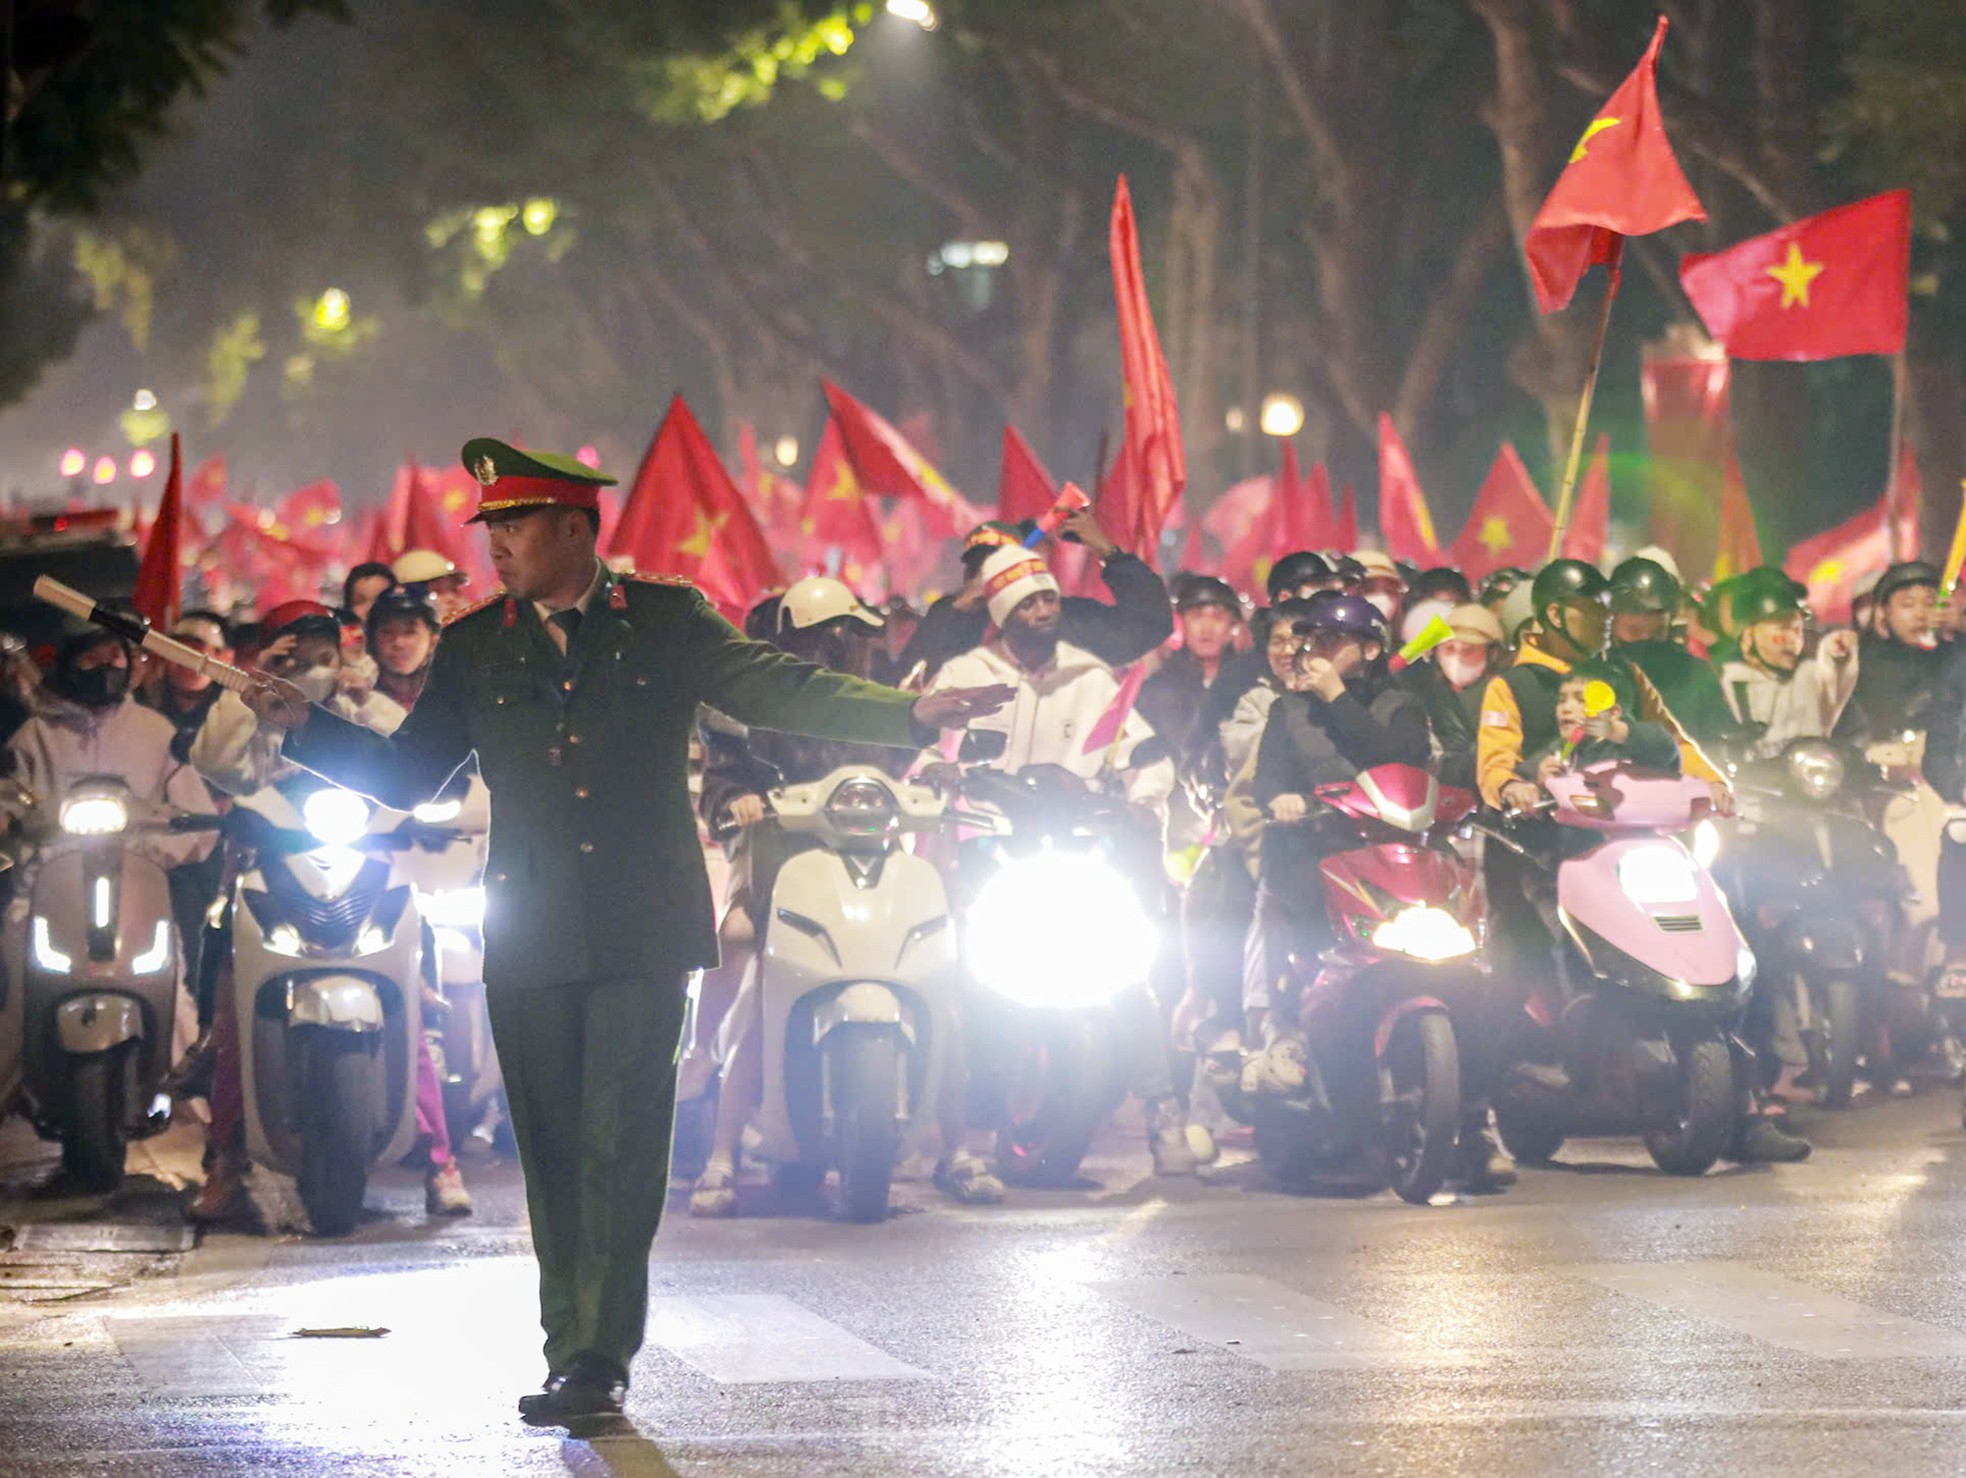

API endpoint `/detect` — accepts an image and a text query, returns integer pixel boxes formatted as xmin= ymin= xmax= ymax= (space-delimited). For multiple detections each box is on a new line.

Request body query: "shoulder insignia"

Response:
xmin=444 ymin=591 xmax=509 ymax=627
xmin=621 ymin=571 xmax=698 ymax=589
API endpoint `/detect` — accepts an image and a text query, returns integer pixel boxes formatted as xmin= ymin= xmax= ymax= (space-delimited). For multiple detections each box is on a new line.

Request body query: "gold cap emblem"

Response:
xmin=473 ymin=455 xmax=499 ymax=486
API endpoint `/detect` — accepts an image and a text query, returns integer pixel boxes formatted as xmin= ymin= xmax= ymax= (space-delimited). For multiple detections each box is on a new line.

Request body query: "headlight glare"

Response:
xmin=1372 ymin=905 xmax=1477 ymax=962
xmin=1617 ymin=844 xmax=1701 ymax=905
xmin=421 ymin=886 xmax=486 ymax=929
xmin=966 ymin=851 xmax=1154 ymax=1009
xmin=1692 ymin=818 xmax=1721 ymax=870
xmin=61 ymin=794 xmax=128 ymax=836
xmin=302 ymin=788 xmax=371 ymax=847
xmin=1787 ymin=741 xmax=1844 ymax=802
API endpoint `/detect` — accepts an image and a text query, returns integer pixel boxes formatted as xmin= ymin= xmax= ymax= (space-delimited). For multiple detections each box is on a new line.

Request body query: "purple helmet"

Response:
xmin=1293 ymin=590 xmax=1389 ymax=646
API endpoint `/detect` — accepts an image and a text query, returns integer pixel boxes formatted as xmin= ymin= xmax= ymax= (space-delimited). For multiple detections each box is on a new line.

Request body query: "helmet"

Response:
xmin=1409 ymin=567 xmax=1472 ymax=607
xmin=778 ymin=576 xmax=882 ymax=633
xmin=1724 ymin=567 xmax=1807 ymax=632
xmin=1446 ymin=603 xmax=1505 ymax=646
xmin=1873 ymin=560 xmax=1941 ymax=609
xmin=1477 ymin=566 xmax=1529 ymax=606
xmin=1632 ymin=545 xmax=1683 ymax=583
xmin=1327 ymin=555 xmax=1366 ymax=588
xmin=1352 ymin=550 xmax=1401 ymax=586
xmin=1175 ymin=575 xmax=1240 ymax=614
xmin=1499 ymin=580 xmax=1538 ymax=639
xmin=1292 ymin=591 xmax=1389 ymax=647
xmin=261 ymin=600 xmax=342 ymax=641
xmin=365 ymin=587 xmax=441 ymax=636
xmin=1267 ymin=551 xmax=1332 ymax=601
xmin=1608 ymin=557 xmax=1680 ymax=615
xmin=1531 ymin=559 xmax=1610 ymax=614
xmin=392 ymin=549 xmax=463 ymax=586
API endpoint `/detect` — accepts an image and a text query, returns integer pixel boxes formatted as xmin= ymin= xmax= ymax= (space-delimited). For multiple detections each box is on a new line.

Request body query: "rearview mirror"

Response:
xmin=959 ymin=729 xmax=1007 ymax=763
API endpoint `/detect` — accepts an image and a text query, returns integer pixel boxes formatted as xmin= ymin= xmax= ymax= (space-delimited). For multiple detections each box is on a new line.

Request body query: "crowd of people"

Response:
xmin=7 ymin=504 xmax=1966 ymax=1219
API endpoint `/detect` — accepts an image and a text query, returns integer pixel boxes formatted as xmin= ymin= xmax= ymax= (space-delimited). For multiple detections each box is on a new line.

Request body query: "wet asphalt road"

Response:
xmin=6 ymin=1092 xmax=1966 ymax=1476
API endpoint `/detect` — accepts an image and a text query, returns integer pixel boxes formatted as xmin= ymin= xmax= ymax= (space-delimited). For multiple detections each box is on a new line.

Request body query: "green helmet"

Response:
xmin=1726 ymin=567 xmax=1807 ymax=632
xmin=1530 ymin=559 xmax=1610 ymax=615
xmin=1608 ymin=557 xmax=1680 ymax=615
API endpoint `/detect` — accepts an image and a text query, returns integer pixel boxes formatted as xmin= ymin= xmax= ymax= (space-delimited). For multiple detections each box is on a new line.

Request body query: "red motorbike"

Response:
xmin=1224 ymin=763 xmax=1491 ymax=1204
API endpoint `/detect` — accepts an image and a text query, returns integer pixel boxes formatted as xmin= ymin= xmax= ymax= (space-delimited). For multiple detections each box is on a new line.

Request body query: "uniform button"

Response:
xmin=567 ymin=733 xmax=583 ymax=746
xmin=574 ymin=787 xmax=590 ymax=799
xmin=493 ymin=872 xmax=507 ymax=883
xmin=562 ymin=680 xmax=572 ymax=693
xmin=579 ymin=842 xmax=594 ymax=854
xmin=495 ymin=695 xmax=505 ymax=706
xmin=636 ymin=676 xmax=649 ymax=687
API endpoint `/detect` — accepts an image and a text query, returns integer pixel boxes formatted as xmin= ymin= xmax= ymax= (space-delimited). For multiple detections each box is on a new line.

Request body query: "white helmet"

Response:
xmin=778 ymin=576 xmax=882 ymax=633
xmin=393 ymin=548 xmax=462 ymax=585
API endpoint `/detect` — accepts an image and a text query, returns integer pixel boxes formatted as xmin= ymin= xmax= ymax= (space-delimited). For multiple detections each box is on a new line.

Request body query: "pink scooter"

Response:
xmin=1486 ymin=762 xmax=1753 ymax=1176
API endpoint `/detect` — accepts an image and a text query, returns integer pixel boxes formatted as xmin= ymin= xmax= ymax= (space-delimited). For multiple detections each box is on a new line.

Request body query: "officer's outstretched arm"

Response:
xmin=282 ymin=634 xmax=476 ymax=811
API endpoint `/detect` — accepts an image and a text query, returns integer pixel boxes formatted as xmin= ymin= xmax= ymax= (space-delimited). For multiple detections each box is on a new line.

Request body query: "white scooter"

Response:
xmin=0 ymin=775 xmax=217 ymax=1190
xmin=753 ymin=765 xmax=960 ymax=1222
xmin=227 ymin=774 xmax=455 ymax=1234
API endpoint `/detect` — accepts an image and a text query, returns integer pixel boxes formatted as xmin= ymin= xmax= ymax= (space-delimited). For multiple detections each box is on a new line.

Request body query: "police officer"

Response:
xmin=243 ymin=440 xmax=1012 ymax=1427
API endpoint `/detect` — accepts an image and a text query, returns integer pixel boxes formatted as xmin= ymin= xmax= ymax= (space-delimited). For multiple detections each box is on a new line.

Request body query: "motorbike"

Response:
xmin=957 ymin=755 xmax=1164 ymax=1186
xmin=0 ymin=775 xmax=218 ymax=1191
xmin=1714 ymin=737 xmax=1907 ymax=1108
xmin=1486 ymin=762 xmax=1753 ymax=1177
xmin=226 ymin=774 xmax=461 ymax=1234
xmin=750 ymin=764 xmax=960 ymax=1222
xmin=1219 ymin=763 xmax=1487 ymax=1205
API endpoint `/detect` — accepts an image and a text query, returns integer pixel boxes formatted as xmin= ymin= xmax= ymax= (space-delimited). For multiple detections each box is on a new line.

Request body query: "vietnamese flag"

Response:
xmin=1335 ymin=484 xmax=1358 ymax=550
xmin=1711 ymin=449 xmax=1764 ymax=581
xmin=184 ymin=456 xmax=227 ymax=512
xmin=400 ymin=463 xmax=480 ymax=583
xmin=822 ymin=382 xmax=981 ymax=537
xmin=998 ymin=425 xmax=1057 ymax=527
xmin=1524 ymin=16 xmax=1706 ymax=314
xmin=278 ymin=480 xmax=342 ymax=543
xmin=1376 ymin=414 xmax=1440 ymax=563
xmin=1786 ymin=497 xmax=1892 ymax=627
xmin=611 ymin=394 xmax=782 ymax=614
xmin=133 ymin=433 xmax=184 ymax=629
xmin=1106 ymin=175 xmax=1187 ymax=560
xmin=797 ymin=416 xmax=885 ymax=572
xmin=1560 ymin=435 xmax=1613 ymax=563
xmin=1449 ymin=443 xmax=1554 ymax=581
xmin=1679 ymin=191 xmax=1911 ymax=361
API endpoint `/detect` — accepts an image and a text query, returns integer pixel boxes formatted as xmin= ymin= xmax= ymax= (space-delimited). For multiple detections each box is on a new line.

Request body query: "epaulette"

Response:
xmin=444 ymin=591 xmax=509 ymax=627
xmin=621 ymin=571 xmax=697 ymax=589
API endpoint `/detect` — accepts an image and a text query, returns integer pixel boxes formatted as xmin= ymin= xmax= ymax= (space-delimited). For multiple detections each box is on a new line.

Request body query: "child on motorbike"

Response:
xmin=1501 ymin=665 xmax=1680 ymax=813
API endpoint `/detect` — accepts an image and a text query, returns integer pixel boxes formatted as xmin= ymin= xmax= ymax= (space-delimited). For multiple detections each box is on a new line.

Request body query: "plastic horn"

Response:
xmin=1385 ymin=612 xmax=1454 ymax=675
xmin=1023 ymin=482 xmax=1092 ymax=547
xmin=1944 ymin=479 xmax=1966 ymax=594
xmin=1560 ymin=680 xmax=1619 ymax=762
xmin=32 ymin=576 xmax=260 ymax=696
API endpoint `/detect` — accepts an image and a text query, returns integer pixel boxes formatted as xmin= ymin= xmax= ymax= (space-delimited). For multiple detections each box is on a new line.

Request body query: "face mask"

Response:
xmin=64 ymin=664 xmax=129 ymax=708
xmin=294 ymin=664 xmax=339 ymax=704
xmin=1438 ymin=652 xmax=1489 ymax=692
xmin=1365 ymin=592 xmax=1398 ymax=620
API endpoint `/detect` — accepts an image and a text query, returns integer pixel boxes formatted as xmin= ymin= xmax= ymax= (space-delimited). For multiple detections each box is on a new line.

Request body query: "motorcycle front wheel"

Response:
xmin=1383 ymin=1011 xmax=1460 ymax=1205
xmin=62 ymin=1043 xmax=136 ymax=1194
xmin=297 ymin=1029 xmax=378 ymax=1237
xmin=1815 ymin=977 xmax=1862 ymax=1110
xmin=831 ymin=1030 xmax=901 ymax=1223
xmin=996 ymin=1019 xmax=1107 ymax=1187
xmin=1643 ymin=1034 xmax=1732 ymax=1176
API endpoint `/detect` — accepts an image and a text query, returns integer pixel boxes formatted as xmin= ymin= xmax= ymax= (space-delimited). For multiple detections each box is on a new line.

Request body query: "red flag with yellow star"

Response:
xmin=1449 ymin=443 xmax=1554 ymax=581
xmin=998 ymin=425 xmax=1057 ymax=527
xmin=1106 ymin=175 xmax=1187 ymax=560
xmin=1679 ymin=190 xmax=1911 ymax=361
xmin=1334 ymin=483 xmax=1358 ymax=550
xmin=611 ymin=394 xmax=783 ymax=613
xmin=1710 ymin=449 xmax=1764 ymax=582
xmin=1376 ymin=414 xmax=1440 ymax=564
xmin=133 ymin=434 xmax=184 ymax=630
xmin=1524 ymin=16 xmax=1706 ymax=314
xmin=1785 ymin=496 xmax=1891 ymax=627
xmin=822 ymin=382 xmax=982 ymax=538
xmin=797 ymin=415 xmax=885 ymax=572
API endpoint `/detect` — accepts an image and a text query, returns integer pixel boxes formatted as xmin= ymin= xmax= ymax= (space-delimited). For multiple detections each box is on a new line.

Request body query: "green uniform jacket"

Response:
xmin=1613 ymin=639 xmax=1733 ymax=744
xmin=283 ymin=570 xmax=924 ymax=990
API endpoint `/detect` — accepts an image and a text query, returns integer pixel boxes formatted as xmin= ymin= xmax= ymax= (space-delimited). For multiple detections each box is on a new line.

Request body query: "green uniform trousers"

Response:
xmin=485 ymin=973 xmax=686 ymax=1377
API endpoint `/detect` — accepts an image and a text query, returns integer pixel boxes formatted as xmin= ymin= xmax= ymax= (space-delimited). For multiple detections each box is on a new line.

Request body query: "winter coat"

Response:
xmin=1716 ymin=647 xmax=1859 ymax=759
xmin=1251 ymin=673 xmax=1433 ymax=809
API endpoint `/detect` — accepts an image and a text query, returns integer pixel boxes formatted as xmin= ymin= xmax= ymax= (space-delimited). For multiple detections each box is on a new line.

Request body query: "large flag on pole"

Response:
xmin=1679 ymin=190 xmax=1911 ymax=361
xmin=1376 ymin=414 xmax=1439 ymax=563
xmin=822 ymin=382 xmax=981 ymax=537
xmin=998 ymin=425 xmax=1057 ymax=526
xmin=1448 ymin=444 xmax=1554 ymax=581
xmin=1524 ymin=16 xmax=1706 ymax=314
xmin=1560 ymin=435 xmax=1612 ymax=563
xmin=611 ymin=393 xmax=783 ymax=614
xmin=133 ymin=433 xmax=184 ymax=629
xmin=1711 ymin=450 xmax=1764 ymax=581
xmin=1104 ymin=175 xmax=1187 ymax=560
xmin=1786 ymin=497 xmax=1892 ymax=627
xmin=798 ymin=416 xmax=885 ymax=572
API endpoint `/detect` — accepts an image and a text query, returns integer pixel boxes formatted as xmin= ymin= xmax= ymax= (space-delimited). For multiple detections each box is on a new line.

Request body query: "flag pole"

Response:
xmin=1547 ymin=238 xmax=1626 ymax=561
xmin=1888 ymin=349 xmax=1910 ymax=558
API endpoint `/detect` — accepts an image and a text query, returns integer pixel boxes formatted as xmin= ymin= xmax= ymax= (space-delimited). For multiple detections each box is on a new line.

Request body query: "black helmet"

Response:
xmin=1267 ymin=550 xmax=1332 ymax=602
xmin=1292 ymin=591 xmax=1389 ymax=647
xmin=1874 ymin=560 xmax=1941 ymax=609
xmin=1409 ymin=566 xmax=1472 ymax=607
xmin=1175 ymin=574 xmax=1240 ymax=614
xmin=1608 ymin=557 xmax=1680 ymax=615
xmin=365 ymin=587 xmax=441 ymax=640
xmin=1326 ymin=555 xmax=1366 ymax=588
xmin=1531 ymin=559 xmax=1610 ymax=615
xmin=1727 ymin=568 xmax=1807 ymax=630
xmin=1477 ymin=566 xmax=1529 ymax=606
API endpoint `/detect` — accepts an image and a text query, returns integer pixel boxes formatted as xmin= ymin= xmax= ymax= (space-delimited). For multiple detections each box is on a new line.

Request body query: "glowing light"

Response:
xmin=932 ymin=240 xmax=1007 ymax=271
xmin=302 ymin=788 xmax=371 ymax=847
xmin=574 ymin=444 xmax=600 ymax=469
xmin=59 ymin=449 xmax=86 ymax=477
xmin=1224 ymin=407 xmax=1248 ymax=434
xmin=886 ymin=0 xmax=937 ymax=28
xmin=1259 ymin=393 xmax=1305 ymax=438
xmin=92 ymin=457 xmax=118 ymax=485
xmin=313 ymin=288 xmax=352 ymax=333
xmin=133 ymin=921 xmax=173 ymax=975
xmin=32 ymin=918 xmax=73 ymax=974
xmin=772 ymin=435 xmax=800 ymax=468
xmin=129 ymin=449 xmax=157 ymax=478
xmin=132 ymin=388 xmax=157 ymax=411
xmin=93 ymin=877 xmax=113 ymax=929
xmin=521 ymin=198 xmax=558 ymax=236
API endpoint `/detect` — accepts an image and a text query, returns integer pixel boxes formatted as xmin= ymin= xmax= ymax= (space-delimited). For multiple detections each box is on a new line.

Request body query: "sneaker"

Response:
xmin=425 ymin=1161 xmax=473 ymax=1215
xmin=1184 ymin=1122 xmax=1219 ymax=1166
xmin=1241 ymin=1034 xmax=1308 ymax=1098
xmin=188 ymin=1156 xmax=250 ymax=1223
xmin=689 ymin=1162 xmax=740 ymax=1218
xmin=1148 ymin=1100 xmax=1200 ymax=1176
xmin=1456 ymin=1122 xmax=1518 ymax=1191
xmin=1727 ymin=1114 xmax=1812 ymax=1164
xmin=933 ymin=1151 xmax=1006 ymax=1205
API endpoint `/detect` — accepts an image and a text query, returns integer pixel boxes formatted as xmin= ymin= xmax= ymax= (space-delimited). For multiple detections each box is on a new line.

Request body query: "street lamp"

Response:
xmin=1259 ymin=393 xmax=1304 ymax=438
xmin=129 ymin=450 xmax=157 ymax=479
xmin=91 ymin=457 xmax=117 ymax=485
xmin=886 ymin=0 xmax=937 ymax=29
xmin=773 ymin=436 xmax=800 ymax=468
xmin=59 ymin=449 xmax=85 ymax=478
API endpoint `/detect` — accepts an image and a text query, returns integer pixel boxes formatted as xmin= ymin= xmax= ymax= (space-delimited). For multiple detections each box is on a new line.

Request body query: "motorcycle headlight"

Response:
xmin=1787 ymin=741 xmax=1844 ymax=802
xmin=132 ymin=921 xmax=173 ymax=975
xmin=265 ymin=923 xmax=304 ymax=957
xmin=1371 ymin=906 xmax=1477 ymax=963
xmin=31 ymin=917 xmax=73 ymax=974
xmin=421 ymin=886 xmax=486 ymax=929
xmin=1617 ymin=844 xmax=1701 ymax=905
xmin=966 ymin=851 xmax=1155 ymax=1010
xmin=60 ymin=793 xmax=128 ymax=836
xmin=1692 ymin=818 xmax=1721 ymax=870
xmin=302 ymin=788 xmax=371 ymax=847
xmin=825 ymin=778 xmax=898 ymax=838
xmin=412 ymin=799 xmax=463 ymax=824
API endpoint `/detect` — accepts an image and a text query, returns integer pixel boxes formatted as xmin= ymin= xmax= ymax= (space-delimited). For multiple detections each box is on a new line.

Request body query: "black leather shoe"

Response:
xmin=519 ymin=1357 xmax=627 ymax=1427
xmin=516 ymin=1374 xmax=566 ymax=1421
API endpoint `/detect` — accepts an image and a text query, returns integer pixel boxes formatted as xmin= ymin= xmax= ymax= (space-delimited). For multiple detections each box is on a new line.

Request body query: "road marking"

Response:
xmin=1569 ymin=1261 xmax=1966 ymax=1359
xmin=646 ymin=1293 xmax=929 ymax=1384
xmin=109 ymin=1316 xmax=274 ymax=1396
xmin=1097 ymin=1273 xmax=1418 ymax=1371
